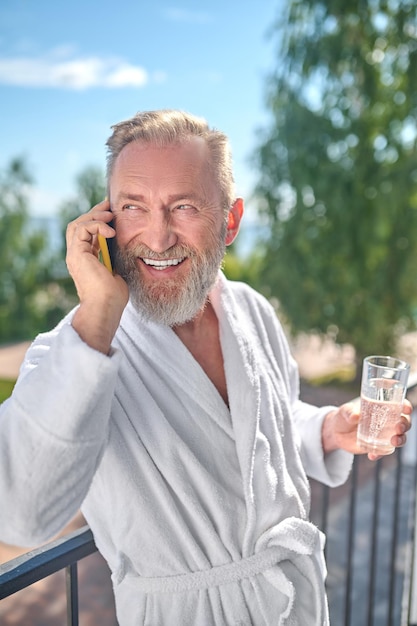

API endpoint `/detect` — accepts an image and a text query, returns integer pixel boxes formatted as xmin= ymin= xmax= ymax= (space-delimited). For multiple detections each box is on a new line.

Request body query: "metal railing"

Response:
xmin=0 ymin=526 xmax=97 ymax=626
xmin=310 ymin=447 xmax=417 ymax=625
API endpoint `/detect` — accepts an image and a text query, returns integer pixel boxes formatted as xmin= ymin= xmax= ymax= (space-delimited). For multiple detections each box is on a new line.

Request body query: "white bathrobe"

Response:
xmin=0 ymin=273 xmax=352 ymax=625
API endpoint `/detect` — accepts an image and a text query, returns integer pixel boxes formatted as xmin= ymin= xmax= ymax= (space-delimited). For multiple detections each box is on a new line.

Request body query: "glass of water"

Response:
xmin=357 ymin=355 xmax=410 ymax=455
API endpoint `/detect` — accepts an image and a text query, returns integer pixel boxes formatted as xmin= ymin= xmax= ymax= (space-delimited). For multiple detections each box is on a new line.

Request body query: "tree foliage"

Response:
xmin=0 ymin=158 xmax=64 ymax=342
xmin=254 ymin=0 xmax=417 ymax=361
xmin=0 ymin=160 xmax=106 ymax=345
xmin=59 ymin=166 xmax=106 ymax=231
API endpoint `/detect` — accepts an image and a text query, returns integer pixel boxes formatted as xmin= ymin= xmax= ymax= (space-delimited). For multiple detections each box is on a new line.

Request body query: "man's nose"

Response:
xmin=140 ymin=209 xmax=178 ymax=253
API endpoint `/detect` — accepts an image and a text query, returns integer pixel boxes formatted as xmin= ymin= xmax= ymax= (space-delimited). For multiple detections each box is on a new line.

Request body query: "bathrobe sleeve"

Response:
xmin=285 ymin=344 xmax=353 ymax=487
xmin=291 ymin=399 xmax=353 ymax=486
xmin=0 ymin=312 xmax=121 ymax=547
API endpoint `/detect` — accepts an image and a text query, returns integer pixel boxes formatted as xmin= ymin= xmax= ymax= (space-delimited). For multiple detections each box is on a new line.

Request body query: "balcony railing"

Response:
xmin=311 ymin=447 xmax=417 ymax=625
xmin=1 ymin=392 xmax=417 ymax=625
xmin=0 ymin=526 xmax=97 ymax=626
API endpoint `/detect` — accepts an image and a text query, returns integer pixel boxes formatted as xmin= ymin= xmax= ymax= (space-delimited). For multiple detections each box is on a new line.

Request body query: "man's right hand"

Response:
xmin=66 ymin=199 xmax=129 ymax=354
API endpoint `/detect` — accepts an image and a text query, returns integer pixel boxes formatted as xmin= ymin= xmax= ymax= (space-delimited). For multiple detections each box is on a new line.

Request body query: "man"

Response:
xmin=0 ymin=110 xmax=411 ymax=625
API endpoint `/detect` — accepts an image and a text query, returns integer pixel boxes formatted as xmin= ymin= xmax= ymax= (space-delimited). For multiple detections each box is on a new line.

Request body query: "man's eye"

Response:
xmin=175 ymin=204 xmax=197 ymax=213
xmin=123 ymin=204 xmax=140 ymax=211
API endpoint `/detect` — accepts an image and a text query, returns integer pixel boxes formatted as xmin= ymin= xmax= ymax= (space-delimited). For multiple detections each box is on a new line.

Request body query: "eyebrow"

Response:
xmin=114 ymin=192 xmax=146 ymax=204
xmin=114 ymin=191 xmax=206 ymax=205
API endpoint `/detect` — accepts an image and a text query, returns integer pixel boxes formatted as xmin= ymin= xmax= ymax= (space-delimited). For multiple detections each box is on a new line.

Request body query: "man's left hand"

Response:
xmin=322 ymin=399 xmax=412 ymax=461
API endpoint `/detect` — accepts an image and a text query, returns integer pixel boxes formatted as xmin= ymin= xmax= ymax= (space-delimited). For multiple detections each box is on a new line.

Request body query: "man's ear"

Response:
xmin=225 ymin=198 xmax=244 ymax=246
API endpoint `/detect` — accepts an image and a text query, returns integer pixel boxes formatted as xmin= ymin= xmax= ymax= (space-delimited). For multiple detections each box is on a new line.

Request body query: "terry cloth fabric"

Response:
xmin=0 ymin=272 xmax=353 ymax=625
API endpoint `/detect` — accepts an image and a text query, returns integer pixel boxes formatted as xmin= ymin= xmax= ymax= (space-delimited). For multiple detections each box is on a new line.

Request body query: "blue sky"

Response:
xmin=0 ymin=0 xmax=282 ymax=224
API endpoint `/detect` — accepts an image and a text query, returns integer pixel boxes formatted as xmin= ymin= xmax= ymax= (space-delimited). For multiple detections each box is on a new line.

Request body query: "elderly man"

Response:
xmin=0 ymin=110 xmax=411 ymax=625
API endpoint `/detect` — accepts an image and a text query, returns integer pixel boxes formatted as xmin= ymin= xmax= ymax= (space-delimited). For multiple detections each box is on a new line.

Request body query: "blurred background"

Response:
xmin=1 ymin=0 xmax=417 ymax=380
xmin=1 ymin=0 xmax=417 ymax=623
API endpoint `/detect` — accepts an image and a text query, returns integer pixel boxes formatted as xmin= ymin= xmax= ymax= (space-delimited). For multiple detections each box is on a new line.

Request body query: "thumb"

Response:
xmin=340 ymin=401 xmax=360 ymax=424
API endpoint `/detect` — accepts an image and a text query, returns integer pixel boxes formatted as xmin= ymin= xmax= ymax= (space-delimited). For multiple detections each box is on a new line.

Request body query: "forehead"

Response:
xmin=110 ymin=136 xmax=212 ymax=186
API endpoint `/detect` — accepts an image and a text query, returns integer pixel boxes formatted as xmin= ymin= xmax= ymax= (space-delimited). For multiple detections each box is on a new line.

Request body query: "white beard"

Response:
xmin=114 ymin=231 xmax=226 ymax=326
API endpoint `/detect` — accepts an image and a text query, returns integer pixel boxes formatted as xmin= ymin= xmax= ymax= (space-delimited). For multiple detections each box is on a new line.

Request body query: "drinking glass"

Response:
xmin=357 ymin=355 xmax=410 ymax=455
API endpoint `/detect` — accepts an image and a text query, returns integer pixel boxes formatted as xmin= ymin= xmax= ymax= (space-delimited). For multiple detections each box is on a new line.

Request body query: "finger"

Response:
xmin=78 ymin=229 xmax=94 ymax=243
xmin=391 ymin=433 xmax=407 ymax=448
xmin=89 ymin=199 xmax=113 ymax=221
xmin=402 ymin=411 xmax=412 ymax=426
xmin=340 ymin=402 xmax=361 ymax=423
xmin=89 ymin=198 xmax=110 ymax=212
xmin=67 ymin=219 xmax=115 ymax=252
xmin=69 ymin=200 xmax=113 ymax=229
xmin=396 ymin=414 xmax=411 ymax=435
xmin=402 ymin=399 xmax=413 ymax=415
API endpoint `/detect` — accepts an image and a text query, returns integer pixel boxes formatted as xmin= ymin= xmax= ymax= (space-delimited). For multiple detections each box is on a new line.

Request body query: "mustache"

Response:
xmin=122 ymin=242 xmax=196 ymax=260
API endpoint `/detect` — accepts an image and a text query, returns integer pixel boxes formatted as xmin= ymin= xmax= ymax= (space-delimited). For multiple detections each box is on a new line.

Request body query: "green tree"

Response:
xmin=223 ymin=247 xmax=264 ymax=287
xmin=0 ymin=158 xmax=66 ymax=342
xmin=59 ymin=165 xmax=106 ymax=230
xmin=254 ymin=0 xmax=417 ymax=362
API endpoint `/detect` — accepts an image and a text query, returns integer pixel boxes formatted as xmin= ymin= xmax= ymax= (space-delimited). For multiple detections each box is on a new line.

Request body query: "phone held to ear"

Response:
xmin=98 ymin=223 xmax=115 ymax=273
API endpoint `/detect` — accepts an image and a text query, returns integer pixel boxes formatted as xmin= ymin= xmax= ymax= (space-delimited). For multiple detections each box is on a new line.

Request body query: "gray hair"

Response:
xmin=106 ymin=109 xmax=235 ymax=213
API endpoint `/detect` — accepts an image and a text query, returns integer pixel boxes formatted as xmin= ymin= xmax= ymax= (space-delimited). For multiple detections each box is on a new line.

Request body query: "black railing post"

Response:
xmin=345 ymin=455 xmax=358 ymax=626
xmin=368 ymin=458 xmax=382 ymax=626
xmin=66 ymin=562 xmax=79 ymax=626
xmin=404 ymin=439 xmax=417 ymax=625
xmin=388 ymin=449 xmax=403 ymax=624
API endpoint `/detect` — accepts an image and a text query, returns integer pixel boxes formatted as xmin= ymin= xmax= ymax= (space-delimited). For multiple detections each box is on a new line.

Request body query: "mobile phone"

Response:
xmin=98 ymin=222 xmax=115 ymax=273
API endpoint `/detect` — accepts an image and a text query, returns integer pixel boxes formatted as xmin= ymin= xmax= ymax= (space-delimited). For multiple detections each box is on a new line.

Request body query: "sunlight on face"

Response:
xmin=109 ymin=138 xmax=228 ymax=326
xmin=114 ymin=223 xmax=226 ymax=326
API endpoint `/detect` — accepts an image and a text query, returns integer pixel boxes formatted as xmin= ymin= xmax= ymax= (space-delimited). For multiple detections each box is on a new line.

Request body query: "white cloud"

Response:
xmin=0 ymin=52 xmax=149 ymax=90
xmin=104 ymin=64 xmax=148 ymax=88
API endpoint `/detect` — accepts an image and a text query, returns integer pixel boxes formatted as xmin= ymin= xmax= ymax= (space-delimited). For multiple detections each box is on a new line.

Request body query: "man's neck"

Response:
xmin=172 ymin=299 xmax=212 ymax=341
xmin=172 ymin=301 xmax=229 ymax=406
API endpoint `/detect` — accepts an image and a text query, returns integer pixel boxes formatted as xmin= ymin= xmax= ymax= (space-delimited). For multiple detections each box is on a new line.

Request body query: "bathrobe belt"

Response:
xmin=125 ymin=518 xmax=326 ymax=596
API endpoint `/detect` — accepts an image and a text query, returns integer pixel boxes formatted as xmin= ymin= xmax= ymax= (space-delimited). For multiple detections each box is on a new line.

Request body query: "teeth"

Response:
xmin=142 ymin=257 xmax=184 ymax=270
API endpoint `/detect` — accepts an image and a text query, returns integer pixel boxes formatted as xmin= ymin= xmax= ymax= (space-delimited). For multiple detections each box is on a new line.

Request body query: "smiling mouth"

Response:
xmin=141 ymin=257 xmax=186 ymax=270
